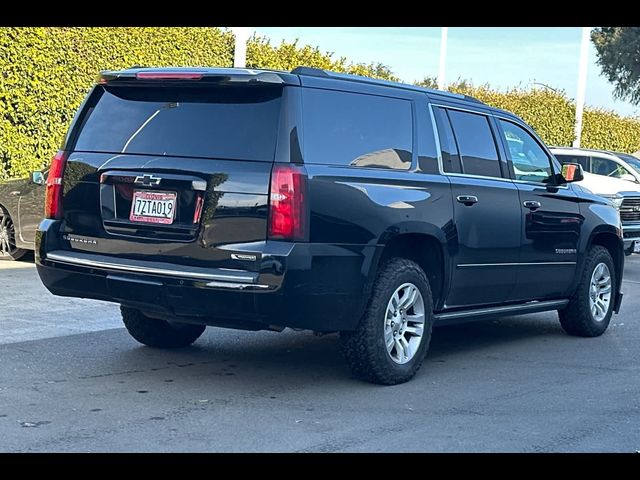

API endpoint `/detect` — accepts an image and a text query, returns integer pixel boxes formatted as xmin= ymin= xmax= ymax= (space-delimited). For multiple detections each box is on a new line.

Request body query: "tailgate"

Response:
xmin=57 ymin=81 xmax=285 ymax=271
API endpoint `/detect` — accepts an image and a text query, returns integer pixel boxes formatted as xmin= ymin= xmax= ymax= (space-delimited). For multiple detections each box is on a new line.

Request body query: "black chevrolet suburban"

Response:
xmin=36 ymin=67 xmax=624 ymax=384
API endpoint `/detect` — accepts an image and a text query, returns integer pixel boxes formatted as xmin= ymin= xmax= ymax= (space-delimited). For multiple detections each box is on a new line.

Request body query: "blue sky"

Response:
xmin=252 ymin=27 xmax=638 ymax=118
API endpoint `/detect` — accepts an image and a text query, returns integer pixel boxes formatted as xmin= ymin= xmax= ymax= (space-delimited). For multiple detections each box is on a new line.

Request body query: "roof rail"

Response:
xmin=291 ymin=66 xmax=329 ymax=77
xmin=290 ymin=66 xmax=483 ymax=104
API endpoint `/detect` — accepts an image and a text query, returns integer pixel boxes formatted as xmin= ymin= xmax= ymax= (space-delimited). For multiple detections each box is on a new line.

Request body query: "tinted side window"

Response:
xmin=433 ymin=107 xmax=462 ymax=173
xmin=499 ymin=120 xmax=553 ymax=183
xmin=554 ymin=154 xmax=589 ymax=171
xmin=591 ymin=156 xmax=632 ymax=179
xmin=302 ymin=89 xmax=412 ymax=169
xmin=615 ymin=153 xmax=640 ymax=174
xmin=447 ymin=110 xmax=501 ymax=178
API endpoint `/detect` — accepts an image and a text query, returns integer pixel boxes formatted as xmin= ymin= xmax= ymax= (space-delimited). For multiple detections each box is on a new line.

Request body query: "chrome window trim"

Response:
xmin=445 ymin=171 xmax=515 ymax=184
xmin=427 ymin=103 xmax=444 ymax=173
xmin=431 ymin=102 xmax=494 ymax=117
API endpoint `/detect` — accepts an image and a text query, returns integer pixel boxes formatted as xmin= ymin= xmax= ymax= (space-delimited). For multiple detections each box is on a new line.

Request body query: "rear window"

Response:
xmin=72 ymin=85 xmax=282 ymax=161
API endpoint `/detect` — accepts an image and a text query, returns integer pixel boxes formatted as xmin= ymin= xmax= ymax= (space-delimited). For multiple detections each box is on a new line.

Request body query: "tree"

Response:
xmin=414 ymin=77 xmax=438 ymax=89
xmin=591 ymin=27 xmax=640 ymax=105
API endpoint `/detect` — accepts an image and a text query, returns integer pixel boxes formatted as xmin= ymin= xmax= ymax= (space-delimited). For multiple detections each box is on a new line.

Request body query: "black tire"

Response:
xmin=340 ymin=258 xmax=434 ymax=385
xmin=0 ymin=207 xmax=27 ymax=261
xmin=121 ymin=306 xmax=206 ymax=348
xmin=624 ymin=244 xmax=634 ymax=257
xmin=559 ymin=246 xmax=616 ymax=337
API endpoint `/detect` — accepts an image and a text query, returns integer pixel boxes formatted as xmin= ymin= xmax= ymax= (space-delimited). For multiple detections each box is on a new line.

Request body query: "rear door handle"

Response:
xmin=523 ymin=200 xmax=542 ymax=210
xmin=456 ymin=195 xmax=478 ymax=206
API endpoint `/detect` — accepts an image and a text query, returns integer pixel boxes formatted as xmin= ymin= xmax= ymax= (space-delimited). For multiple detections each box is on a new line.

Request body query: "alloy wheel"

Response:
xmin=0 ymin=213 xmax=19 ymax=258
xmin=384 ymin=282 xmax=426 ymax=364
xmin=589 ymin=262 xmax=612 ymax=322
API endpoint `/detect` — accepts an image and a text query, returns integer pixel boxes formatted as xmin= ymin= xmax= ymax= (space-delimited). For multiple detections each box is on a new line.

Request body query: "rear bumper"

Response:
xmin=35 ymin=220 xmax=376 ymax=332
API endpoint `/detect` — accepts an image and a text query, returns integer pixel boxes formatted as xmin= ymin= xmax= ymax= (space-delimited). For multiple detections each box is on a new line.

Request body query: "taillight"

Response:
xmin=193 ymin=195 xmax=205 ymax=224
xmin=268 ymin=164 xmax=308 ymax=241
xmin=44 ymin=150 xmax=67 ymax=219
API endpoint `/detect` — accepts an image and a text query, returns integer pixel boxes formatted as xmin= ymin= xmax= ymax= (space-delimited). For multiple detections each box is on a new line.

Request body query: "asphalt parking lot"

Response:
xmin=1 ymin=254 xmax=639 ymax=452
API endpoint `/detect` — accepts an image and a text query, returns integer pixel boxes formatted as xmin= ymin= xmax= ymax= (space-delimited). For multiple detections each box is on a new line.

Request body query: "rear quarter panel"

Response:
xmin=301 ymin=87 xmax=454 ymax=305
xmin=0 ymin=179 xmax=22 ymax=215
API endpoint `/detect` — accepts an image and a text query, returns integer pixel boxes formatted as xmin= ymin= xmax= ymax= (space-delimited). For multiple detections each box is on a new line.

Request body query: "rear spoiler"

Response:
xmin=97 ymin=68 xmax=300 ymax=86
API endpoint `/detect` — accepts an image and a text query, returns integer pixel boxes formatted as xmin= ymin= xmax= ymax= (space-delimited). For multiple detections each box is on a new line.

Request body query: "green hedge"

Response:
xmin=447 ymin=82 xmax=640 ymax=153
xmin=1 ymin=27 xmax=639 ymax=180
xmin=0 ymin=27 xmax=395 ymax=180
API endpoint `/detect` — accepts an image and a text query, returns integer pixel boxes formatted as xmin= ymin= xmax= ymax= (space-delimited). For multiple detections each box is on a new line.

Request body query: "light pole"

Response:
xmin=573 ymin=27 xmax=590 ymax=148
xmin=437 ymin=27 xmax=448 ymax=91
xmin=532 ymin=81 xmax=559 ymax=93
xmin=232 ymin=27 xmax=250 ymax=68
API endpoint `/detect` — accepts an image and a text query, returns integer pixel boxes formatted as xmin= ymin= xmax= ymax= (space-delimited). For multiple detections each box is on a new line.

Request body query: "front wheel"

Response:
xmin=559 ymin=246 xmax=616 ymax=337
xmin=121 ymin=307 xmax=206 ymax=348
xmin=0 ymin=208 xmax=27 ymax=261
xmin=340 ymin=258 xmax=434 ymax=385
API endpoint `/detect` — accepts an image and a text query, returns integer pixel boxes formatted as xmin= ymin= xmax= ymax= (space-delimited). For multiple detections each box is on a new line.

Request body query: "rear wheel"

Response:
xmin=0 ymin=208 xmax=27 ymax=261
xmin=340 ymin=258 xmax=434 ymax=385
xmin=559 ymin=246 xmax=615 ymax=337
xmin=121 ymin=306 xmax=206 ymax=348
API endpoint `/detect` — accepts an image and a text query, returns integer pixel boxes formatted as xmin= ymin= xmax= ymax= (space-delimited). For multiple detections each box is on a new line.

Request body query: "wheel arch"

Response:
xmin=583 ymin=226 xmax=624 ymax=294
xmin=0 ymin=202 xmax=12 ymax=216
xmin=370 ymin=223 xmax=452 ymax=311
xmin=0 ymin=201 xmax=28 ymax=260
xmin=0 ymin=201 xmax=17 ymax=226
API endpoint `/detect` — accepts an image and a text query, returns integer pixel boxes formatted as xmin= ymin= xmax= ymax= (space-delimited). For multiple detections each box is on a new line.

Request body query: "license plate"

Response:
xmin=634 ymin=240 xmax=640 ymax=254
xmin=130 ymin=190 xmax=177 ymax=225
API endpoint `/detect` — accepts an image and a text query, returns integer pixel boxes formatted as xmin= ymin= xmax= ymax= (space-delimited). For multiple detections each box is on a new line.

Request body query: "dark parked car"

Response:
xmin=36 ymin=67 xmax=624 ymax=384
xmin=0 ymin=171 xmax=46 ymax=260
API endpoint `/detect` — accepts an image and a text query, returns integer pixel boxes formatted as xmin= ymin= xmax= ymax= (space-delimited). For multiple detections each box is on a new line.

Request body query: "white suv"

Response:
xmin=551 ymin=147 xmax=640 ymax=185
xmin=551 ymin=147 xmax=640 ymax=255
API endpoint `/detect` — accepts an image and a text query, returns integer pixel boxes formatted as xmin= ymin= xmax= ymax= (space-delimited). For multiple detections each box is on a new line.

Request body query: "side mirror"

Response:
xmin=620 ymin=173 xmax=637 ymax=183
xmin=31 ymin=171 xmax=45 ymax=186
xmin=560 ymin=163 xmax=584 ymax=183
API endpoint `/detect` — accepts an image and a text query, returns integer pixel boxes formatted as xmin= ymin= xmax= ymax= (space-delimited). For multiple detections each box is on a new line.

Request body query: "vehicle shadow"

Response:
xmin=104 ymin=313 xmax=567 ymax=387
xmin=19 ymin=251 xmax=35 ymax=262
xmin=428 ymin=313 xmax=566 ymax=360
xmin=0 ymin=253 xmax=36 ymax=275
xmin=0 ymin=251 xmax=35 ymax=267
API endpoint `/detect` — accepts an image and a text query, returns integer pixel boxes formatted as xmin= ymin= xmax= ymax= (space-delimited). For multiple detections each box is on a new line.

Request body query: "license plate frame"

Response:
xmin=129 ymin=190 xmax=177 ymax=225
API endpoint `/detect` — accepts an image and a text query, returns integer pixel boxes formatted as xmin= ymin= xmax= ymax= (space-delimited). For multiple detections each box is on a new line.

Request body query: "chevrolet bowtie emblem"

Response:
xmin=134 ymin=174 xmax=161 ymax=187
